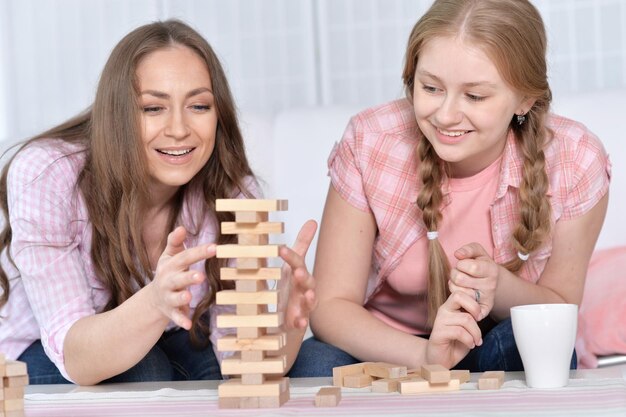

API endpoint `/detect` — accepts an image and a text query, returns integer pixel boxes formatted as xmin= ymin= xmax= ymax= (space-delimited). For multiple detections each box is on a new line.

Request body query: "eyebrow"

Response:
xmin=140 ymin=87 xmax=213 ymax=99
xmin=416 ymin=69 xmax=498 ymax=88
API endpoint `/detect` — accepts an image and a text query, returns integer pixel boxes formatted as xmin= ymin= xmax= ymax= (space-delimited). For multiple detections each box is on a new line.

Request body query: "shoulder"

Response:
xmin=8 ymin=139 xmax=87 ymax=190
xmin=349 ymin=98 xmax=418 ymax=138
xmin=545 ymin=114 xmax=608 ymax=167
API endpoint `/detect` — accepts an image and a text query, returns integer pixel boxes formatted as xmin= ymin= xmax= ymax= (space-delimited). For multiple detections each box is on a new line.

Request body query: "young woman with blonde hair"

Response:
xmin=289 ymin=0 xmax=610 ymax=376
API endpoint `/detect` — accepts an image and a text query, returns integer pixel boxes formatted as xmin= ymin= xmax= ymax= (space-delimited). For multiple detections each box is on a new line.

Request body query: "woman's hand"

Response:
xmin=277 ymin=220 xmax=318 ymax=330
xmin=426 ymin=291 xmax=483 ymax=368
xmin=449 ymin=243 xmax=502 ymax=321
xmin=150 ymin=226 xmax=215 ymax=330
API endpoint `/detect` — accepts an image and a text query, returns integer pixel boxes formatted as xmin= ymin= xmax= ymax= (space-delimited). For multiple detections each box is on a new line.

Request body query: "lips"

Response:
xmin=156 ymin=148 xmax=194 ymax=156
xmin=435 ymin=127 xmax=471 ymax=145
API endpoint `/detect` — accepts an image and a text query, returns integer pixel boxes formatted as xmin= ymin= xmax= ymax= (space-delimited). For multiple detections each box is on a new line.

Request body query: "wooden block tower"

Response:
xmin=215 ymin=199 xmax=289 ymax=409
xmin=0 ymin=353 xmax=29 ymax=415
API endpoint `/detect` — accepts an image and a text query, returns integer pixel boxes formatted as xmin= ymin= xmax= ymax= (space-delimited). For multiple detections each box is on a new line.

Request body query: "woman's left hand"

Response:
xmin=277 ymin=220 xmax=318 ymax=330
xmin=448 ymin=242 xmax=502 ymax=321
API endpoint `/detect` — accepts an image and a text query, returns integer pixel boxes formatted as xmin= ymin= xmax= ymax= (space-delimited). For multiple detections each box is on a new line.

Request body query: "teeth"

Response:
xmin=438 ymin=129 xmax=468 ymax=137
xmin=158 ymin=148 xmax=193 ymax=156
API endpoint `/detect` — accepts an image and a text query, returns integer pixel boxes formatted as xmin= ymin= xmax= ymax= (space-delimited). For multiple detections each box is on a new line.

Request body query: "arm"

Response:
xmin=449 ymin=193 xmax=609 ymax=321
xmin=64 ymin=227 xmax=216 ymax=385
xmin=309 ymin=186 xmax=481 ymax=369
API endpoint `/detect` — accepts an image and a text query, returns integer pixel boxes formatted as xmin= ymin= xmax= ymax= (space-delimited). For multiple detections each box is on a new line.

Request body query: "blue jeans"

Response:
xmin=287 ymin=318 xmax=577 ymax=377
xmin=18 ymin=328 xmax=222 ymax=384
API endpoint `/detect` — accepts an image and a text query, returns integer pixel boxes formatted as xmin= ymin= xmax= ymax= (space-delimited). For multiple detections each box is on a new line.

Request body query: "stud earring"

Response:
xmin=516 ymin=113 xmax=526 ymax=126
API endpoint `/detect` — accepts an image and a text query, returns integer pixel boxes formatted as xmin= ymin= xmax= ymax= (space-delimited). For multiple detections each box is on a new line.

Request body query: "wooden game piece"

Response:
xmin=238 ymin=234 xmax=269 ymax=246
xmin=236 ymin=258 xmax=267 ymax=269
xmin=343 ymin=373 xmax=373 ymax=388
xmin=371 ymin=378 xmax=400 ymax=393
xmin=216 ymin=313 xmax=282 ymax=328
xmin=220 ymin=267 xmax=281 ymax=281
xmin=216 ymin=199 xmax=288 ymax=212
xmin=2 ymin=388 xmax=23 ymax=401
xmin=364 ymin=362 xmax=408 ymax=379
xmin=315 ymin=387 xmax=341 ymax=407
xmin=2 ymin=398 xmax=24 ymax=411
xmin=241 ymin=350 xmax=265 ymax=362
xmin=235 ymin=280 xmax=267 ymax=292
xmin=242 ymin=373 xmax=265 ymax=385
xmin=332 ymin=363 xmax=366 ymax=387
xmin=399 ymin=377 xmax=460 ymax=394
xmin=421 ymin=364 xmax=451 ymax=384
xmin=222 ymin=222 xmax=284 ymax=235
xmin=237 ymin=327 xmax=265 ymax=339
xmin=218 ymin=377 xmax=289 ymax=408
xmin=4 ymin=362 xmax=26 ymax=378
xmin=235 ymin=211 xmax=269 ymax=223
xmin=478 ymin=371 xmax=505 ymax=390
xmin=216 ymin=290 xmax=277 ymax=305
xmin=450 ymin=369 xmax=471 ymax=384
xmin=217 ymin=334 xmax=285 ymax=352
xmin=216 ymin=244 xmax=280 ymax=259
xmin=221 ymin=355 xmax=286 ymax=375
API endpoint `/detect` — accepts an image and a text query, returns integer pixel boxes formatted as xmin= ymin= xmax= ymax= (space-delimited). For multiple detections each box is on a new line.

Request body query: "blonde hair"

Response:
xmin=402 ymin=0 xmax=553 ymax=324
xmin=0 ymin=20 xmax=253 ymax=346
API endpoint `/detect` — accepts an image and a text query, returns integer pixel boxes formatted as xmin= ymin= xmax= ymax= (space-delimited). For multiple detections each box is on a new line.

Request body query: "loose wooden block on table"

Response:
xmin=399 ymin=377 xmax=461 ymax=395
xmin=371 ymin=378 xmax=400 ymax=393
xmin=343 ymin=373 xmax=373 ymax=388
xmin=315 ymin=387 xmax=341 ymax=407
xmin=450 ymin=369 xmax=471 ymax=384
xmin=421 ymin=364 xmax=451 ymax=384
xmin=332 ymin=363 xmax=366 ymax=387
xmin=478 ymin=371 xmax=505 ymax=390
xmin=216 ymin=199 xmax=288 ymax=212
xmin=364 ymin=362 xmax=408 ymax=379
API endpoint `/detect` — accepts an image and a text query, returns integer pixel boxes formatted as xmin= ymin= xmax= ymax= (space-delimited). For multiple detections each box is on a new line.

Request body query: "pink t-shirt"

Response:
xmin=328 ymin=98 xmax=611 ymax=336
xmin=0 ymin=139 xmax=252 ymax=381
xmin=366 ymin=155 xmax=502 ymax=334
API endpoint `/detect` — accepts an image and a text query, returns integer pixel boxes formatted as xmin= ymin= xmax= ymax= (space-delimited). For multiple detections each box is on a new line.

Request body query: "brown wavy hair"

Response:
xmin=402 ymin=0 xmax=553 ymax=324
xmin=0 ymin=20 xmax=253 ymax=345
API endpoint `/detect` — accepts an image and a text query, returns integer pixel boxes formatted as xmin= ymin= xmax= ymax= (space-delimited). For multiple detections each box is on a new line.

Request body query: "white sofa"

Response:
xmin=242 ymin=89 xmax=626 ymax=269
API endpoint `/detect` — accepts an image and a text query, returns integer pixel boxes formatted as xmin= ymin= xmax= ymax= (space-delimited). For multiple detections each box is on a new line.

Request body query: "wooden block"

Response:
xmin=4 ymin=362 xmax=26 ymax=378
xmin=237 ymin=327 xmax=266 ymax=339
xmin=421 ymin=364 xmax=450 ymax=384
xmin=216 ymin=290 xmax=277 ymax=305
xmin=399 ymin=377 xmax=460 ymax=394
xmin=343 ymin=373 xmax=373 ymax=388
xmin=236 ymin=211 xmax=269 ymax=223
xmin=0 ymin=353 xmax=5 ymax=365
xmin=236 ymin=304 xmax=263 ymax=315
xmin=478 ymin=371 xmax=504 ymax=390
xmin=371 ymin=378 xmax=400 ymax=393
xmin=238 ymin=234 xmax=269 ymax=246
xmin=217 ymin=245 xmax=279 ymax=259
xmin=235 ymin=280 xmax=267 ymax=292
xmin=217 ymin=334 xmax=285 ymax=352
xmin=2 ymin=398 xmax=24 ymax=411
xmin=241 ymin=350 xmax=265 ymax=361
xmin=219 ymin=389 xmax=289 ymax=409
xmin=242 ymin=373 xmax=265 ymax=385
xmin=315 ymin=386 xmax=341 ymax=407
xmin=217 ymin=313 xmax=282 ymax=328
xmin=332 ymin=363 xmax=366 ymax=387
xmin=450 ymin=369 xmax=471 ymax=384
xmin=237 ymin=258 xmax=267 ymax=269
xmin=216 ymin=199 xmax=288 ymax=212
xmin=364 ymin=362 xmax=408 ymax=379
xmin=221 ymin=267 xmax=281 ymax=281
xmin=2 ymin=388 xmax=23 ymax=401
xmin=219 ymin=379 xmax=288 ymax=397
xmin=221 ymin=355 xmax=286 ymax=375
xmin=3 ymin=376 xmax=28 ymax=388
xmin=223 ymin=222 xmax=284 ymax=235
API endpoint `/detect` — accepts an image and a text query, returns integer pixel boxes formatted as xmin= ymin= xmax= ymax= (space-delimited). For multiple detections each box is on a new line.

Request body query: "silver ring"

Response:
xmin=475 ymin=289 xmax=481 ymax=303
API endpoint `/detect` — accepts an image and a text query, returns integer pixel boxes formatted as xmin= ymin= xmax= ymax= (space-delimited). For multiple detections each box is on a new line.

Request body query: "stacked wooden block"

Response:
xmin=0 ymin=354 xmax=28 ymax=416
xmin=215 ymin=199 xmax=290 ymax=409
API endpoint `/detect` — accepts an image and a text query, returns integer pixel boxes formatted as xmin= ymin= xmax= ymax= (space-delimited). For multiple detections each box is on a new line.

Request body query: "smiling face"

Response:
xmin=413 ymin=35 xmax=532 ymax=178
xmin=137 ymin=45 xmax=217 ymax=200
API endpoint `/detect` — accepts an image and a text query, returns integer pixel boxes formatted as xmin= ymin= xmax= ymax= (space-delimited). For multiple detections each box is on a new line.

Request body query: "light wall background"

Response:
xmin=0 ymin=0 xmax=625 ymax=143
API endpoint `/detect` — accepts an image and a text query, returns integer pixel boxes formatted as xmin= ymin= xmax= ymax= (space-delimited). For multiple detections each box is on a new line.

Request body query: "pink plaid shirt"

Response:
xmin=329 ymin=98 xmax=611 ymax=306
xmin=0 ymin=139 xmax=245 ymax=380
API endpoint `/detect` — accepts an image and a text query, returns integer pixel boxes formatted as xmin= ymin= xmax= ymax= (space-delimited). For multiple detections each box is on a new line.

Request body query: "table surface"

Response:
xmin=23 ymin=365 xmax=626 ymax=417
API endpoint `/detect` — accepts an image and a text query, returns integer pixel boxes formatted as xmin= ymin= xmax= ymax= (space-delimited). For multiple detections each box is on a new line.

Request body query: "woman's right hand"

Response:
xmin=425 ymin=291 xmax=483 ymax=368
xmin=149 ymin=226 xmax=216 ymax=330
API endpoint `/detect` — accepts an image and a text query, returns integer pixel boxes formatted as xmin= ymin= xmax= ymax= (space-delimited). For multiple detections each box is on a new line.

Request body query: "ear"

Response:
xmin=519 ymin=96 xmax=537 ymax=114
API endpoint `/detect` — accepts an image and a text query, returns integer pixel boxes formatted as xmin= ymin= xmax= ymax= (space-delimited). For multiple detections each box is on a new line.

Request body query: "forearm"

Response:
xmin=310 ymin=299 xmax=428 ymax=369
xmin=490 ymin=268 xmax=569 ymax=321
xmin=64 ymin=285 xmax=169 ymax=385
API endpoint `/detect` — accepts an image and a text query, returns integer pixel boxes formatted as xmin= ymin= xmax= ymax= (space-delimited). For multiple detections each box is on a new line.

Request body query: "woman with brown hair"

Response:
xmin=290 ymin=0 xmax=610 ymax=376
xmin=0 ymin=20 xmax=316 ymax=385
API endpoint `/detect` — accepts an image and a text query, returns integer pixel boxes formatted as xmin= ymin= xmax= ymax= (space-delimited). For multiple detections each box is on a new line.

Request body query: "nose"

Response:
xmin=434 ymin=94 xmax=463 ymax=126
xmin=164 ymin=108 xmax=190 ymax=139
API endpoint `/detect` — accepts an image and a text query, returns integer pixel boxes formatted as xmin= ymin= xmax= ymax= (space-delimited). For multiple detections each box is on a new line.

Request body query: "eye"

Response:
xmin=466 ymin=93 xmax=485 ymax=102
xmin=421 ymin=84 xmax=439 ymax=94
xmin=190 ymin=104 xmax=211 ymax=112
xmin=143 ymin=106 xmax=163 ymax=114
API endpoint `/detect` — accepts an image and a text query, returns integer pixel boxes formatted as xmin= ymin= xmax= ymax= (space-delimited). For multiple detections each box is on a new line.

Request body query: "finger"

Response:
xmin=454 ymin=242 xmax=489 ymax=260
xmin=443 ymin=291 xmax=482 ymax=322
xmin=290 ymin=220 xmax=318 ymax=257
xmin=441 ymin=313 xmax=483 ymax=348
xmin=456 ymin=258 xmax=493 ymax=279
xmin=279 ymin=245 xmax=306 ymax=271
xmin=170 ymin=307 xmax=192 ymax=330
xmin=169 ymin=244 xmax=217 ymax=271
xmin=162 ymin=226 xmax=188 ymax=257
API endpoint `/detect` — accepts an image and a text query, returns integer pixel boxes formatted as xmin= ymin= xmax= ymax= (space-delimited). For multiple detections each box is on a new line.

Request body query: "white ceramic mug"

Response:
xmin=510 ymin=303 xmax=578 ymax=388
